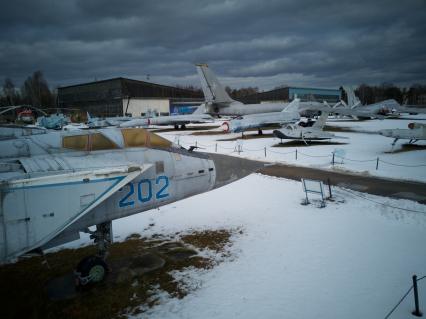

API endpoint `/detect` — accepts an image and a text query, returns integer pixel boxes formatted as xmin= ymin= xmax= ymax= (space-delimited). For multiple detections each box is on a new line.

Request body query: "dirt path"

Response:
xmin=258 ymin=163 xmax=426 ymax=204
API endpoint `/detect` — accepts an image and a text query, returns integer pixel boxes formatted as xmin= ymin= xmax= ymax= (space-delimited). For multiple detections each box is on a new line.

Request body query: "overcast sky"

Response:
xmin=1 ymin=0 xmax=425 ymax=90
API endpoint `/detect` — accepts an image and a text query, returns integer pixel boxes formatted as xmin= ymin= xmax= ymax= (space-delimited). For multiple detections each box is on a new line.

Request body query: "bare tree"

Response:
xmin=21 ymin=71 xmax=54 ymax=108
xmin=2 ymin=78 xmax=17 ymax=105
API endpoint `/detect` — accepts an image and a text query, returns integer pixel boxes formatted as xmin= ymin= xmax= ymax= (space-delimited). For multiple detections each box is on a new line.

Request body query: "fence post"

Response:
xmin=296 ymin=149 xmax=298 ymax=160
xmin=412 ymin=275 xmax=423 ymax=317
xmin=215 ymin=143 xmax=217 ymax=152
xmin=327 ymin=178 xmax=332 ymax=198
xmin=195 ymin=141 xmax=197 ymax=148
xmin=238 ymin=145 xmax=241 ymax=155
xmin=264 ymin=147 xmax=266 ymax=158
xmin=376 ymin=157 xmax=379 ymax=170
xmin=332 ymin=152 xmax=335 ymax=166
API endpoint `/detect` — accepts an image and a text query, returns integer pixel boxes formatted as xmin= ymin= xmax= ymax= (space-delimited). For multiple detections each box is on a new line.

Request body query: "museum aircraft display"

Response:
xmin=379 ymin=122 xmax=426 ymax=146
xmin=273 ymin=111 xmax=346 ymax=144
xmin=0 ymin=126 xmax=262 ymax=285
xmin=196 ymin=64 xmax=289 ymax=116
xmin=221 ymin=98 xmax=301 ymax=134
xmin=119 ymin=106 xmax=215 ymax=129
xmin=86 ymin=112 xmax=134 ymax=128
xmin=343 ymin=87 xmax=400 ymax=119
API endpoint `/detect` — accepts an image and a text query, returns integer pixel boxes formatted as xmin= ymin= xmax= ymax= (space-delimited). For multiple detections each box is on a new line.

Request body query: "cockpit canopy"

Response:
xmin=62 ymin=128 xmax=171 ymax=151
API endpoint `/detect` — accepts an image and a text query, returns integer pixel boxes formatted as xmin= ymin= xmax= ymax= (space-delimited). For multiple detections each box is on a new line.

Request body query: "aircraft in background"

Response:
xmin=86 ymin=112 xmax=134 ymax=128
xmin=0 ymin=126 xmax=262 ymax=286
xmin=221 ymin=98 xmax=301 ymax=134
xmin=196 ymin=64 xmax=289 ymax=116
xmin=273 ymin=111 xmax=347 ymax=144
xmin=119 ymin=105 xmax=215 ymax=129
xmin=343 ymin=87 xmax=400 ymax=119
xmin=379 ymin=122 xmax=426 ymax=146
xmin=36 ymin=113 xmax=70 ymax=129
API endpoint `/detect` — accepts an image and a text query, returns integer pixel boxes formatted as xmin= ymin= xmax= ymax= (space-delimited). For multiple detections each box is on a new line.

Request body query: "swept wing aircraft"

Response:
xmin=0 ymin=126 xmax=262 ymax=285
xmin=379 ymin=122 xmax=426 ymax=146
xmin=273 ymin=111 xmax=347 ymax=144
xmin=86 ymin=112 xmax=134 ymax=128
xmin=343 ymin=87 xmax=400 ymax=119
xmin=119 ymin=105 xmax=215 ymax=129
xmin=221 ymin=98 xmax=301 ymax=134
xmin=196 ymin=64 xmax=289 ymax=116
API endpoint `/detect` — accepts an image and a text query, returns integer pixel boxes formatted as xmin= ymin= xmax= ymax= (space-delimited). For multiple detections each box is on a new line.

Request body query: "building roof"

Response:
xmin=58 ymin=77 xmax=202 ymax=97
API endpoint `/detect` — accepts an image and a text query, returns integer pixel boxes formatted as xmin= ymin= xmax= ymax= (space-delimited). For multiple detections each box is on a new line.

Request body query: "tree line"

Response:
xmin=0 ymin=71 xmax=56 ymax=108
xmin=353 ymin=83 xmax=426 ymax=105
xmin=2 ymin=73 xmax=426 ymax=109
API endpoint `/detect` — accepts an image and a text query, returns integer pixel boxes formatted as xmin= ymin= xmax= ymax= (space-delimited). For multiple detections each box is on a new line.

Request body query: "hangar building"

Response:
xmin=239 ymin=87 xmax=341 ymax=104
xmin=57 ymin=77 xmax=204 ymax=117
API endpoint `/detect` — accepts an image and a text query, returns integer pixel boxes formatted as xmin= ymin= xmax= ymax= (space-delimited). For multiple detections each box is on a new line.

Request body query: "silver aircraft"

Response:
xmin=343 ymin=87 xmax=400 ymax=119
xmin=379 ymin=122 xmax=426 ymax=146
xmin=0 ymin=126 xmax=262 ymax=285
xmin=119 ymin=106 xmax=215 ymax=129
xmin=273 ymin=111 xmax=347 ymax=144
xmin=86 ymin=112 xmax=134 ymax=128
xmin=196 ymin=64 xmax=289 ymax=116
xmin=221 ymin=98 xmax=301 ymax=134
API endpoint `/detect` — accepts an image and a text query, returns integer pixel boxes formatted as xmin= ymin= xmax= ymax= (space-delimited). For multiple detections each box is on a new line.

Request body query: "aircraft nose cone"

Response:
xmin=207 ymin=153 xmax=265 ymax=189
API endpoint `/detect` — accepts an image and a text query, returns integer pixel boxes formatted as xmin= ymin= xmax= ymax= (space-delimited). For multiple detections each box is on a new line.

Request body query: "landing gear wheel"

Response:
xmin=75 ymin=255 xmax=108 ymax=286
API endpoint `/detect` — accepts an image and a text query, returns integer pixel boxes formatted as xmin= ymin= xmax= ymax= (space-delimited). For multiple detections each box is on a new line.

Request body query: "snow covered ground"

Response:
xmin=56 ymin=116 xmax=426 ymax=318
xmin=103 ymin=174 xmax=426 ymax=319
xmin=156 ymin=115 xmax=426 ymax=182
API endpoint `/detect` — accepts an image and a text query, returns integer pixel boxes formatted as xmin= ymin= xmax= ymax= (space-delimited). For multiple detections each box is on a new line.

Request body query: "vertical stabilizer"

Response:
xmin=312 ymin=111 xmax=328 ymax=130
xmin=283 ymin=98 xmax=300 ymax=112
xmin=196 ymin=64 xmax=235 ymax=104
xmin=192 ymin=104 xmax=205 ymax=114
xmin=344 ymin=86 xmax=361 ymax=108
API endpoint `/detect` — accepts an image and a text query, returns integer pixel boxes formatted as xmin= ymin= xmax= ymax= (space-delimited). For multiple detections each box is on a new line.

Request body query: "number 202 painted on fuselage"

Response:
xmin=119 ymin=175 xmax=169 ymax=208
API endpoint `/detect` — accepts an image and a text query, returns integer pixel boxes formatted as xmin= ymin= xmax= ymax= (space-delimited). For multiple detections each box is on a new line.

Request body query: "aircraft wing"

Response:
xmin=0 ymin=158 xmax=151 ymax=262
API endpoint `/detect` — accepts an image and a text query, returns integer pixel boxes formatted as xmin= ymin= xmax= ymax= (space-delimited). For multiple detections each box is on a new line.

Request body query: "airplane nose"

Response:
xmin=207 ymin=153 xmax=265 ymax=189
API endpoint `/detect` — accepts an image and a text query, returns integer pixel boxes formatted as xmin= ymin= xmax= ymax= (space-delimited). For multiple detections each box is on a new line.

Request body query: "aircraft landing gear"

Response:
xmin=181 ymin=124 xmax=186 ymax=130
xmin=258 ymin=129 xmax=263 ymax=135
xmin=174 ymin=124 xmax=179 ymax=130
xmin=75 ymin=221 xmax=112 ymax=286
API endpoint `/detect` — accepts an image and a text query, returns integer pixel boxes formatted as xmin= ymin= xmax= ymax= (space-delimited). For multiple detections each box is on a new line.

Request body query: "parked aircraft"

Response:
xmin=119 ymin=105 xmax=215 ymax=129
xmin=0 ymin=127 xmax=262 ymax=285
xmin=343 ymin=87 xmax=400 ymax=119
xmin=86 ymin=112 xmax=133 ymax=128
xmin=379 ymin=122 xmax=426 ymax=146
xmin=197 ymin=64 xmax=337 ymax=118
xmin=273 ymin=111 xmax=346 ymax=144
xmin=221 ymin=98 xmax=301 ymax=134
xmin=37 ymin=113 xmax=70 ymax=129
xmin=196 ymin=64 xmax=289 ymax=116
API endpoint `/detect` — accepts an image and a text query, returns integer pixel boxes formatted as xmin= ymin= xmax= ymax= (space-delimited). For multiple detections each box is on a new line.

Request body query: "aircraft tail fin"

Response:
xmin=192 ymin=104 xmax=205 ymax=114
xmin=196 ymin=64 xmax=235 ymax=104
xmin=344 ymin=86 xmax=361 ymax=108
xmin=283 ymin=98 xmax=300 ymax=112
xmin=312 ymin=111 xmax=328 ymax=129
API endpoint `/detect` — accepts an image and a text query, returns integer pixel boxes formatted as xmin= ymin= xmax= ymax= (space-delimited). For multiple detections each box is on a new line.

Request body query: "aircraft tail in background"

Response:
xmin=343 ymin=86 xmax=361 ymax=108
xmin=312 ymin=111 xmax=328 ymax=129
xmin=282 ymin=98 xmax=300 ymax=112
xmin=196 ymin=64 xmax=235 ymax=104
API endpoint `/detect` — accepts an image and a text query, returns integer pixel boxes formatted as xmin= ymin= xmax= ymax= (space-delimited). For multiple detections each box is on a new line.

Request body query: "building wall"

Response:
xmin=58 ymin=78 xmax=123 ymax=117
xmin=58 ymin=77 xmax=204 ymax=118
xmin=123 ymin=98 xmax=170 ymax=116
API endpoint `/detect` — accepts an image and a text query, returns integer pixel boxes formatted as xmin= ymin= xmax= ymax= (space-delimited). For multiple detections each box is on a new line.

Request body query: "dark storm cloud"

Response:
xmin=1 ymin=0 xmax=425 ymax=89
